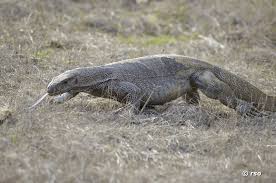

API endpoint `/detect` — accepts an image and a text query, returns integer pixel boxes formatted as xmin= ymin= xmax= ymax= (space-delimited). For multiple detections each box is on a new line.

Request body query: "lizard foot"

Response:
xmin=112 ymin=105 xmax=140 ymax=115
xmin=236 ymin=100 xmax=269 ymax=117
xmin=49 ymin=92 xmax=77 ymax=104
xmin=113 ymin=105 xmax=159 ymax=116
xmin=49 ymin=96 xmax=66 ymax=104
xmin=139 ymin=108 xmax=160 ymax=115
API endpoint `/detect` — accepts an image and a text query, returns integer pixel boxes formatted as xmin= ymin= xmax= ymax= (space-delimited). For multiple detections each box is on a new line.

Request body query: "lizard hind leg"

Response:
xmin=190 ymin=70 xmax=261 ymax=116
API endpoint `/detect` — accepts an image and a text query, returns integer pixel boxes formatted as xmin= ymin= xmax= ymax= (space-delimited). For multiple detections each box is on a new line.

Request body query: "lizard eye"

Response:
xmin=64 ymin=78 xmax=78 ymax=85
xmin=73 ymin=78 xmax=78 ymax=84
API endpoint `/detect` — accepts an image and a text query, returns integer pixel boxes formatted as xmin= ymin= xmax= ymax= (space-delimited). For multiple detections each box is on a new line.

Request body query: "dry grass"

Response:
xmin=0 ymin=0 xmax=276 ymax=182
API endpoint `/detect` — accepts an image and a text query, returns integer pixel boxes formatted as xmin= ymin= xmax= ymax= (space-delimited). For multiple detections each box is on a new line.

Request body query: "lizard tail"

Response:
xmin=212 ymin=67 xmax=276 ymax=112
xmin=265 ymin=96 xmax=276 ymax=112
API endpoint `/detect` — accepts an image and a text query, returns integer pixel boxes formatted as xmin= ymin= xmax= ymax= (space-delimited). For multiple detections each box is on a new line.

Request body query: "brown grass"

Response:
xmin=0 ymin=0 xmax=276 ymax=182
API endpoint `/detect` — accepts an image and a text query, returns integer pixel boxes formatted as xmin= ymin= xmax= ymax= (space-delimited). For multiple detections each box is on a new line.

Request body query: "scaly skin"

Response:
xmin=47 ymin=54 xmax=276 ymax=116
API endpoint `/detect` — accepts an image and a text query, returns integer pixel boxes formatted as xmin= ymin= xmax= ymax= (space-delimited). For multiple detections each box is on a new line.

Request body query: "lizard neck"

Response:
xmin=76 ymin=66 xmax=113 ymax=87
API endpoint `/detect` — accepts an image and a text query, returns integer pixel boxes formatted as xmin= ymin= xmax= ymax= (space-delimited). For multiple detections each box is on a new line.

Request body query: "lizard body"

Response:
xmin=47 ymin=54 xmax=276 ymax=116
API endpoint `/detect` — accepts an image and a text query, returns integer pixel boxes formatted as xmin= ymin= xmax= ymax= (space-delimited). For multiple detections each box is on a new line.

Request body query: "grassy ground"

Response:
xmin=0 ymin=0 xmax=276 ymax=182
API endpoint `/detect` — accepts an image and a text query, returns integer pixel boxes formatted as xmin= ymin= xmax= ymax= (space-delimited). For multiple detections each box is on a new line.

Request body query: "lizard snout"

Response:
xmin=47 ymin=85 xmax=56 ymax=96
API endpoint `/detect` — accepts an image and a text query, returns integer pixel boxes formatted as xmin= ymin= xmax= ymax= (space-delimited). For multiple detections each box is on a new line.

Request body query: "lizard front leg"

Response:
xmin=51 ymin=92 xmax=79 ymax=104
xmin=183 ymin=88 xmax=200 ymax=105
xmin=106 ymin=81 xmax=142 ymax=114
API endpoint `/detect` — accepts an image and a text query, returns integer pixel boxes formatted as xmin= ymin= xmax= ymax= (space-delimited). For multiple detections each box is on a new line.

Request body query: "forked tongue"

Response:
xmin=29 ymin=93 xmax=49 ymax=110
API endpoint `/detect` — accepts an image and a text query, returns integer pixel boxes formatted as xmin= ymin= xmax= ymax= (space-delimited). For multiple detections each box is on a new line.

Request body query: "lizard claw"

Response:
xmin=113 ymin=106 xmax=127 ymax=114
xmin=49 ymin=95 xmax=66 ymax=104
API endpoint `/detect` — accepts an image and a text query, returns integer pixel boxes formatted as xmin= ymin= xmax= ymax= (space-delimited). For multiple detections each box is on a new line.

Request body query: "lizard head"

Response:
xmin=47 ymin=70 xmax=79 ymax=96
xmin=47 ymin=67 xmax=112 ymax=96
